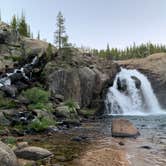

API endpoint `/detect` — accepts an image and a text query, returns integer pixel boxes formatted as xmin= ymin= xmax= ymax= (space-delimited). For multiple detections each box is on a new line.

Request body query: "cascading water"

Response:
xmin=0 ymin=56 xmax=38 ymax=88
xmin=105 ymin=68 xmax=163 ymax=115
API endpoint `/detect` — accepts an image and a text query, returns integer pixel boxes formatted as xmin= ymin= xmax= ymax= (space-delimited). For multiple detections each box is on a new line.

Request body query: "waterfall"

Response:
xmin=0 ymin=56 xmax=38 ymax=88
xmin=105 ymin=68 xmax=163 ymax=115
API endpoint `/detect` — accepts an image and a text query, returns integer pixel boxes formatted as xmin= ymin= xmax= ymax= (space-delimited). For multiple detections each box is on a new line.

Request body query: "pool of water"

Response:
xmin=25 ymin=115 xmax=166 ymax=165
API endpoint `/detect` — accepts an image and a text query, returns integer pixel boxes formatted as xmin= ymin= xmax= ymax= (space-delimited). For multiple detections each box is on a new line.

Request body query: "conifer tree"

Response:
xmin=37 ymin=31 xmax=40 ymax=40
xmin=54 ymin=11 xmax=67 ymax=49
xmin=11 ymin=15 xmax=17 ymax=30
xmin=0 ymin=10 xmax=1 ymax=22
xmin=18 ymin=12 xmax=28 ymax=37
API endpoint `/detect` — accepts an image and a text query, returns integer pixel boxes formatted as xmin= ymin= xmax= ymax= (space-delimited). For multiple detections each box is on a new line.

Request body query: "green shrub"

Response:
xmin=22 ymin=87 xmax=50 ymax=104
xmin=0 ymin=93 xmax=17 ymax=109
xmin=4 ymin=136 xmax=17 ymax=145
xmin=64 ymin=99 xmax=77 ymax=113
xmin=28 ymin=117 xmax=55 ymax=132
xmin=28 ymin=102 xmax=52 ymax=111
xmin=4 ymin=55 xmax=23 ymax=62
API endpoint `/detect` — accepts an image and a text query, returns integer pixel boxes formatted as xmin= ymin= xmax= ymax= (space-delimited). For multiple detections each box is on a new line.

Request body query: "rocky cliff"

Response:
xmin=0 ymin=21 xmax=119 ymax=119
xmin=44 ymin=50 xmax=119 ymax=111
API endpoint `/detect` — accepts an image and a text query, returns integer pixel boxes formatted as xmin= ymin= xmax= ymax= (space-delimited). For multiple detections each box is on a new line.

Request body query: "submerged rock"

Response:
xmin=14 ymin=146 xmax=52 ymax=160
xmin=111 ymin=118 xmax=140 ymax=137
xmin=0 ymin=141 xmax=18 ymax=166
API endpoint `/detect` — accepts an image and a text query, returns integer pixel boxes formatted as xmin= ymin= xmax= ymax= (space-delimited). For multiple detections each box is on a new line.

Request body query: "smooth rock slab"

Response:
xmin=14 ymin=146 xmax=52 ymax=160
xmin=111 ymin=118 xmax=140 ymax=137
xmin=0 ymin=141 xmax=18 ymax=166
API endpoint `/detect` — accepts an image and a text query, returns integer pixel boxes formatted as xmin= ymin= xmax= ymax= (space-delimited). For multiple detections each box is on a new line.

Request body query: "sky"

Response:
xmin=1 ymin=0 xmax=166 ymax=49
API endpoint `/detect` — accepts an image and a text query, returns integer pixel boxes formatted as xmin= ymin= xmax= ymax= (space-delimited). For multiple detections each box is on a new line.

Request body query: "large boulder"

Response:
xmin=111 ymin=118 xmax=140 ymax=137
xmin=79 ymin=67 xmax=96 ymax=107
xmin=48 ymin=68 xmax=81 ymax=105
xmin=0 ymin=141 xmax=18 ymax=166
xmin=14 ymin=146 xmax=52 ymax=160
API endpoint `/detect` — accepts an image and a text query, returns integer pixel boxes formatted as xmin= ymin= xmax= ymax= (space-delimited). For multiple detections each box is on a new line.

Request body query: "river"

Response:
xmin=22 ymin=114 xmax=166 ymax=166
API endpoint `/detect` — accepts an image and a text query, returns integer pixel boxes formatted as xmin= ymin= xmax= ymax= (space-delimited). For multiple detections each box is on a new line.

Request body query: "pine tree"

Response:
xmin=37 ymin=31 xmax=40 ymax=40
xmin=0 ymin=9 xmax=1 ymax=22
xmin=18 ymin=12 xmax=28 ymax=37
xmin=106 ymin=43 xmax=111 ymax=56
xmin=46 ymin=43 xmax=53 ymax=61
xmin=11 ymin=15 xmax=17 ymax=30
xmin=54 ymin=11 xmax=67 ymax=49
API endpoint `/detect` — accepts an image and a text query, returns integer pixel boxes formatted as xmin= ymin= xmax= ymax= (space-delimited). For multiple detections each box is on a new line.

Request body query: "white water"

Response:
xmin=0 ymin=56 xmax=38 ymax=88
xmin=105 ymin=68 xmax=164 ymax=115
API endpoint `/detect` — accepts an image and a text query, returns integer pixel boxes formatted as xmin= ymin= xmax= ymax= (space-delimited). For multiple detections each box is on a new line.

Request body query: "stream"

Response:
xmin=20 ymin=114 xmax=166 ymax=166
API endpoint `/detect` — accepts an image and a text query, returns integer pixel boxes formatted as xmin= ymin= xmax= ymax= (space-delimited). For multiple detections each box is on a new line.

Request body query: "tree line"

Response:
xmin=90 ymin=43 xmax=166 ymax=60
xmin=10 ymin=12 xmax=33 ymax=38
xmin=1 ymin=10 xmax=166 ymax=60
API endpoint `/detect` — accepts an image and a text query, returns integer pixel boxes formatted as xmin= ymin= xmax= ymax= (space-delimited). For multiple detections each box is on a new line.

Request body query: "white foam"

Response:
xmin=105 ymin=68 xmax=164 ymax=115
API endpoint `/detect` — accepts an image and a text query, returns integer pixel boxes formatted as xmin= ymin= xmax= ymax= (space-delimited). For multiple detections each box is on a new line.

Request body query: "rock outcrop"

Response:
xmin=117 ymin=53 xmax=166 ymax=109
xmin=0 ymin=21 xmax=56 ymax=72
xmin=0 ymin=141 xmax=18 ymax=166
xmin=14 ymin=146 xmax=52 ymax=160
xmin=46 ymin=55 xmax=119 ymax=110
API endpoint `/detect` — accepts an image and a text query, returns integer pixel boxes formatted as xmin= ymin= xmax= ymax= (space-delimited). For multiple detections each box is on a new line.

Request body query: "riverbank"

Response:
xmin=2 ymin=115 xmax=165 ymax=166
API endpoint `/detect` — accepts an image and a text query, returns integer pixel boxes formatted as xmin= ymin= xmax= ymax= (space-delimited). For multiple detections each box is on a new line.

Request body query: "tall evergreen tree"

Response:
xmin=18 ymin=12 xmax=28 ymax=37
xmin=37 ymin=31 xmax=40 ymax=40
xmin=11 ymin=15 xmax=17 ymax=30
xmin=54 ymin=11 xmax=67 ymax=49
xmin=0 ymin=10 xmax=1 ymax=22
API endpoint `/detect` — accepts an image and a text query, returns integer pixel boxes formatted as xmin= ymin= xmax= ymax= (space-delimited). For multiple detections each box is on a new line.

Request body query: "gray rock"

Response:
xmin=131 ymin=76 xmax=141 ymax=89
xmin=55 ymin=106 xmax=78 ymax=119
xmin=48 ymin=69 xmax=81 ymax=105
xmin=14 ymin=146 xmax=52 ymax=160
xmin=32 ymin=109 xmax=54 ymax=120
xmin=79 ymin=67 xmax=96 ymax=107
xmin=0 ymin=141 xmax=18 ymax=166
xmin=112 ymin=118 xmax=140 ymax=137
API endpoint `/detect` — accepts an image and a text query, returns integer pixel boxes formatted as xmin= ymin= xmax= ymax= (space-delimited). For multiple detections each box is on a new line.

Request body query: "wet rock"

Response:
xmin=131 ymin=76 xmax=141 ymax=89
xmin=117 ymin=78 xmax=127 ymax=92
xmin=112 ymin=118 xmax=140 ymax=137
xmin=0 ymin=85 xmax=18 ymax=98
xmin=62 ymin=119 xmax=81 ymax=127
xmin=14 ymin=146 xmax=53 ymax=160
xmin=140 ymin=145 xmax=152 ymax=149
xmin=5 ymin=111 xmax=35 ymax=126
xmin=119 ymin=141 xmax=125 ymax=146
xmin=0 ymin=141 xmax=18 ymax=166
xmin=71 ymin=135 xmax=88 ymax=142
xmin=45 ymin=126 xmax=59 ymax=133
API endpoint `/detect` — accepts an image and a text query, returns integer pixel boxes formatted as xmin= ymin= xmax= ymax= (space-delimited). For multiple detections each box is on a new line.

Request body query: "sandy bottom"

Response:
xmin=72 ymin=138 xmax=129 ymax=166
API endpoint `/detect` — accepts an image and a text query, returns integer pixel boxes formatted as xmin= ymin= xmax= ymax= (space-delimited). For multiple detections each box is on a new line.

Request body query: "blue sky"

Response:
xmin=1 ymin=0 xmax=166 ymax=49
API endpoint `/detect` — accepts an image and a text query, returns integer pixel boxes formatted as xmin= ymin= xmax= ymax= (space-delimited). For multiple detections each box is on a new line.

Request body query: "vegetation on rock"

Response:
xmin=28 ymin=117 xmax=55 ymax=132
xmin=22 ymin=87 xmax=52 ymax=112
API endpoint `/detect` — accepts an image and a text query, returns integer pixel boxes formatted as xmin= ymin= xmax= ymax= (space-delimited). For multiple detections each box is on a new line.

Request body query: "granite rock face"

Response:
xmin=0 ymin=141 xmax=18 ymax=166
